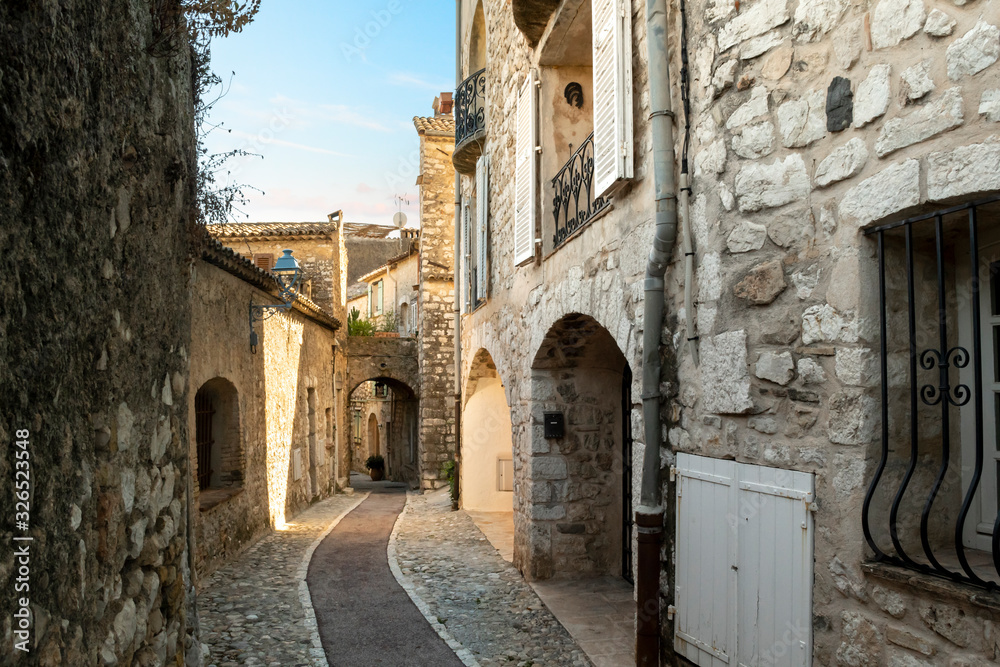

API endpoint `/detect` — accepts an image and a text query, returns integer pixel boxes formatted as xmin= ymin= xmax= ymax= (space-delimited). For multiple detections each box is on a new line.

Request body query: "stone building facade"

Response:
xmin=0 ymin=2 xmax=199 ymax=664
xmin=189 ymin=231 xmax=341 ymax=577
xmin=457 ymin=0 xmax=1000 ymax=664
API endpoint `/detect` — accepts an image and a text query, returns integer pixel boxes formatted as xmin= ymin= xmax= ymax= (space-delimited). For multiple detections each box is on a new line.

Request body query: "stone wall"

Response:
xmin=416 ymin=126 xmax=458 ymax=491
xmin=188 ymin=258 xmax=339 ymax=578
xmin=0 ymin=3 xmax=197 ymax=664
xmin=461 ymin=0 xmax=1000 ymax=661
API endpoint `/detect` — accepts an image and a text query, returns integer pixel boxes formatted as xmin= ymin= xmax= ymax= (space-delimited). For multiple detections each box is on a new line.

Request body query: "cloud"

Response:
xmin=356 ymin=183 xmax=376 ymax=194
xmin=387 ymin=71 xmax=452 ymax=93
xmin=227 ymin=130 xmax=354 ymax=157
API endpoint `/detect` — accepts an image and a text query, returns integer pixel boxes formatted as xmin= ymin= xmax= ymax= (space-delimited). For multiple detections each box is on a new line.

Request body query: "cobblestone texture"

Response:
xmin=394 ymin=491 xmax=593 ymax=667
xmin=200 ymin=493 xmax=364 ymax=667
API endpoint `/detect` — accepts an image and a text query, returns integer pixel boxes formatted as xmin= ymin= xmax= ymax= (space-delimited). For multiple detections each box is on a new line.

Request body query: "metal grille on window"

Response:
xmin=864 ymin=195 xmax=1000 ymax=590
xmin=195 ymin=393 xmax=215 ymax=491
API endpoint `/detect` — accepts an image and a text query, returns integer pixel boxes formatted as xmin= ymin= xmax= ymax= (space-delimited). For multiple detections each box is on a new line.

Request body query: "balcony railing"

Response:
xmin=551 ymin=133 xmax=610 ymax=250
xmin=863 ymin=196 xmax=1000 ymax=591
xmin=455 ymin=68 xmax=486 ymax=148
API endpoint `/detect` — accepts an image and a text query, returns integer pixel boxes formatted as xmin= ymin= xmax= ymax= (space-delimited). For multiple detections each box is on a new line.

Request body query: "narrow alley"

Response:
xmin=200 ymin=476 xmax=595 ymax=667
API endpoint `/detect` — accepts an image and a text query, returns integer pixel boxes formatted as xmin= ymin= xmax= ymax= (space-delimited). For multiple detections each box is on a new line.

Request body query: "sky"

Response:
xmin=203 ymin=1 xmax=455 ymax=225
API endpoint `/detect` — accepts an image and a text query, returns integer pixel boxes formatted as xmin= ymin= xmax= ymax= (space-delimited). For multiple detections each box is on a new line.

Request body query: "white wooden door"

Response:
xmin=675 ymin=453 xmax=814 ymax=667
xmin=675 ymin=453 xmax=737 ymax=667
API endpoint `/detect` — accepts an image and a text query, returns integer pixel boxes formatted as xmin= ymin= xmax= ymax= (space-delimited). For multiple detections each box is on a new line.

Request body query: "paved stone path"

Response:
xmin=393 ymin=490 xmax=593 ymax=667
xmin=308 ymin=489 xmax=465 ymax=666
xmin=200 ymin=493 xmax=365 ymax=667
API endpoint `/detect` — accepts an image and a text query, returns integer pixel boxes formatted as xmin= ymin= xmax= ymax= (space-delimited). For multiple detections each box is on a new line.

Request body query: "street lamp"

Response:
xmin=249 ymin=249 xmax=302 ymax=353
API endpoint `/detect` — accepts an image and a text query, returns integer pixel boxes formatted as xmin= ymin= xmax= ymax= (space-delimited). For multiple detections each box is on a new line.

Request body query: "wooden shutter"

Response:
xmin=674 ymin=453 xmax=814 ymax=667
xmin=367 ymin=283 xmax=373 ymax=317
xmin=592 ymin=0 xmax=633 ymax=197
xmin=675 ymin=453 xmax=737 ymax=667
xmin=253 ymin=253 xmax=274 ymax=271
xmin=462 ymin=199 xmax=472 ymax=312
xmin=476 ymin=153 xmax=490 ymax=300
xmin=513 ymin=71 xmax=537 ymax=266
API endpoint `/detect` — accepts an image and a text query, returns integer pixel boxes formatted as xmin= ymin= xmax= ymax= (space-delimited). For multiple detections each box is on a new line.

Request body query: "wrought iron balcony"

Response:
xmin=551 ymin=133 xmax=610 ymax=250
xmin=453 ymin=68 xmax=486 ymax=175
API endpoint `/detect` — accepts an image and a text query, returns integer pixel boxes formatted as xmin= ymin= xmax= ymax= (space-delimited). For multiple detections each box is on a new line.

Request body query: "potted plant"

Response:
xmin=373 ymin=309 xmax=400 ymax=338
xmin=365 ymin=454 xmax=385 ymax=481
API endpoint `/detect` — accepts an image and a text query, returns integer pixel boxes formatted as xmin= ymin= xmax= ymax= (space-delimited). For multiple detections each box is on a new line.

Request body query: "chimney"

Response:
xmin=438 ymin=92 xmax=454 ymax=115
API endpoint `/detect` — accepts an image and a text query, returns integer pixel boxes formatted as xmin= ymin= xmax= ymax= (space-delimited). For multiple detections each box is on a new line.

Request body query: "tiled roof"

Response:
xmin=413 ymin=115 xmax=455 ymax=135
xmin=208 ymin=222 xmax=335 ymax=240
xmin=342 ymin=222 xmax=396 ymax=239
xmin=194 ymin=228 xmax=341 ymax=331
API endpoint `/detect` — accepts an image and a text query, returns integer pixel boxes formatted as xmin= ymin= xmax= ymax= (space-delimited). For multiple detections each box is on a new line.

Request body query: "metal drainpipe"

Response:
xmin=638 ymin=0 xmax=678 ymax=663
xmin=452 ymin=0 xmax=463 ymax=509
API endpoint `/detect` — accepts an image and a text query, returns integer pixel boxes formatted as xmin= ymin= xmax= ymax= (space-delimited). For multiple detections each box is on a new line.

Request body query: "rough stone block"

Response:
xmin=887 ymin=626 xmax=937 ymax=656
xmin=732 ymin=121 xmax=776 ymax=158
xmin=828 ymin=389 xmax=877 ymax=445
xmin=740 ymin=31 xmax=784 ymax=59
xmin=924 ymin=9 xmax=956 ymax=37
xmin=871 ymin=0 xmax=926 ymax=50
xmin=887 ymin=650 xmax=935 ymax=667
xmin=837 ymin=611 xmax=885 ymax=666
xmin=919 ymin=603 xmax=981 ymax=649
xmin=700 ymin=330 xmax=754 ymax=414
xmin=839 ymin=160 xmax=920 ymax=227
xmin=699 ymin=252 xmax=723 ymax=302
xmin=797 ymin=357 xmax=827 ymax=384
xmin=926 ymin=139 xmax=1000 ymax=201
xmin=718 ymin=0 xmax=790 ymax=52
xmin=793 ymin=0 xmax=848 ymax=41
xmin=532 ymin=457 xmax=568 ymax=480
xmin=727 ymin=219 xmax=768 ymax=253
xmin=875 ymin=88 xmax=964 ymax=157
xmin=872 ymin=585 xmax=907 ymax=619
xmin=854 ymin=64 xmax=892 ymax=127
xmin=756 ymin=350 xmax=795 ymax=385
xmin=946 ymin=20 xmax=1000 ymax=81
xmin=826 ymin=77 xmax=854 ymax=131
xmin=836 ymin=347 xmax=874 ymax=386
xmin=777 ymin=89 xmax=826 ymax=147
xmin=734 ymin=154 xmax=810 ymax=212
xmin=901 ymin=60 xmax=934 ymax=101
xmin=727 ymin=85 xmax=770 ymax=130
xmin=815 ymin=138 xmax=869 ymax=187
xmin=734 ymin=259 xmax=786 ymax=304
xmin=980 ymin=90 xmax=1000 ymax=122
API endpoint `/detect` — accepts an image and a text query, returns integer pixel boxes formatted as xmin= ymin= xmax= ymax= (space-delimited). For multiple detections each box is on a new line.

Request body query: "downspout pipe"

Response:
xmin=452 ymin=0 xmax=463 ymax=509
xmin=637 ymin=0 xmax=677 ymax=663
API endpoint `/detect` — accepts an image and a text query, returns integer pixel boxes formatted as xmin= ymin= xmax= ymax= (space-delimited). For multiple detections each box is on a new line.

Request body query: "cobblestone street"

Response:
xmin=199 ymin=488 xmax=594 ymax=667
xmin=200 ymin=493 xmax=367 ymax=667
xmin=393 ymin=491 xmax=593 ymax=667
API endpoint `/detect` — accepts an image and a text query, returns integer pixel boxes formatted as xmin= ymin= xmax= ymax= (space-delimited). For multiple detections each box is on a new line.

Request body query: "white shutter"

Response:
xmin=476 ymin=153 xmax=489 ymax=300
xmin=675 ymin=453 xmax=814 ymax=667
xmin=462 ymin=200 xmax=472 ymax=312
xmin=735 ymin=465 xmax=813 ymax=667
xmin=592 ymin=0 xmax=633 ymax=197
xmin=513 ymin=71 xmax=537 ymax=266
xmin=675 ymin=453 xmax=737 ymax=667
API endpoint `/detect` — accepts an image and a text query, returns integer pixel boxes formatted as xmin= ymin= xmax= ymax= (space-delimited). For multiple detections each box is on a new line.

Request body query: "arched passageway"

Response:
xmin=523 ymin=313 xmax=634 ymax=582
xmin=462 ymin=349 xmax=514 ymax=512
xmin=347 ymin=377 xmax=418 ymax=486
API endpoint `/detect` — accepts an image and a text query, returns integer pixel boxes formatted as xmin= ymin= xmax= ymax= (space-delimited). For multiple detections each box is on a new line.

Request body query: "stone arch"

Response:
xmin=520 ymin=312 xmax=634 ymax=582
xmin=469 ymin=0 xmax=487 ymax=72
xmin=462 ymin=348 xmax=515 ymax=512
xmin=193 ymin=377 xmax=243 ymax=508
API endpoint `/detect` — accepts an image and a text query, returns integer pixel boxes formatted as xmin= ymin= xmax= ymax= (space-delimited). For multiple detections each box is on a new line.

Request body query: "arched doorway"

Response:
xmin=193 ymin=377 xmax=242 ymax=509
xmin=347 ymin=377 xmax=418 ymax=486
xmin=524 ymin=313 xmax=634 ymax=581
xmin=462 ymin=349 xmax=514 ymax=512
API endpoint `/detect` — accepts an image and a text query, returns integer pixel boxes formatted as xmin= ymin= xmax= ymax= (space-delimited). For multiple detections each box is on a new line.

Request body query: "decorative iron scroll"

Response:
xmin=551 ymin=133 xmax=610 ymax=249
xmin=919 ymin=346 xmax=971 ymax=407
xmin=455 ymin=68 xmax=486 ymax=147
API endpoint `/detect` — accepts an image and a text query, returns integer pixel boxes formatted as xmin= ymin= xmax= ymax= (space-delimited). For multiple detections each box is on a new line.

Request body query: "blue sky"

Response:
xmin=204 ymin=1 xmax=455 ymax=224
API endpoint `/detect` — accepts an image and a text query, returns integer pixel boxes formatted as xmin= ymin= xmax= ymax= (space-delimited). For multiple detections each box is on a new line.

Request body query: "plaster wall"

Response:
xmin=189 ymin=261 xmax=338 ymax=577
xmin=462 ymin=375 xmax=516 ymax=512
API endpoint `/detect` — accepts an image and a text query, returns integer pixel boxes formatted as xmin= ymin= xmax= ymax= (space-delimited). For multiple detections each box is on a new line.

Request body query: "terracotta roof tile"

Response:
xmin=208 ymin=222 xmax=335 ymax=240
xmin=413 ymin=115 xmax=455 ymax=135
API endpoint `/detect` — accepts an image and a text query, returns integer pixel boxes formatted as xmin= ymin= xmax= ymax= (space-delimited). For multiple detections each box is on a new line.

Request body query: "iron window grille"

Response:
xmin=864 ymin=195 xmax=1000 ymax=590
xmin=551 ymin=133 xmax=610 ymax=250
xmin=195 ymin=393 xmax=215 ymax=491
xmin=455 ymin=68 xmax=487 ymax=147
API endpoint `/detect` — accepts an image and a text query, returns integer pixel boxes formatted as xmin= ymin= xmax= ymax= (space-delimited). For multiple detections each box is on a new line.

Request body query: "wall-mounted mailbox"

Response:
xmin=543 ymin=412 xmax=565 ymax=439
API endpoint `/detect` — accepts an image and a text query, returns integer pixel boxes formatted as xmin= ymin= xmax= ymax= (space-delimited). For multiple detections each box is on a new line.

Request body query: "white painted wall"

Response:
xmin=462 ymin=375 xmax=514 ymax=512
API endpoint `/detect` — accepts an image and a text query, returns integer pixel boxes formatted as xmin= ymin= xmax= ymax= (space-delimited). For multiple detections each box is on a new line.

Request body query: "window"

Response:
xmin=674 ymin=453 xmax=814 ymax=667
xmin=400 ymin=302 xmax=409 ymax=334
xmin=864 ymin=196 xmax=1000 ymax=589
